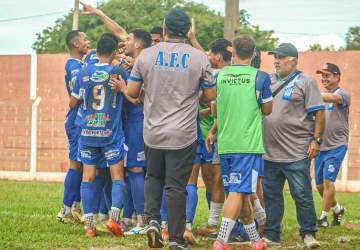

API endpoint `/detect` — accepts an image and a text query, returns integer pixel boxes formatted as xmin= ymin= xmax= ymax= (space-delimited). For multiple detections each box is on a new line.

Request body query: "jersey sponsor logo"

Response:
xmin=104 ymin=149 xmax=120 ymax=160
xmin=328 ymin=164 xmax=336 ymax=173
xmin=85 ymin=113 xmax=111 ymax=128
xmin=229 ymin=173 xmax=242 ymax=185
xmin=154 ymin=51 xmax=189 ymax=71
xmin=90 ymin=71 xmax=109 ymax=82
xmin=220 ymin=74 xmax=251 ymax=85
xmin=82 ymin=76 xmax=90 ymax=82
xmin=137 ymin=151 xmax=146 ymax=161
xmin=81 ymin=129 xmax=112 ymax=137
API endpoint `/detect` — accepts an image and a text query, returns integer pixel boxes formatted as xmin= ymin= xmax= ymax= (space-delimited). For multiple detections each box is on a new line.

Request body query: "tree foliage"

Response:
xmin=345 ymin=26 xmax=360 ymax=50
xmin=308 ymin=43 xmax=336 ymax=51
xmin=32 ymin=0 xmax=278 ymax=53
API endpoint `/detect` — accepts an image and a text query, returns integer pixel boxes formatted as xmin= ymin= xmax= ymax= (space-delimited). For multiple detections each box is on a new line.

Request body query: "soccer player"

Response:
xmin=70 ymin=34 xmax=127 ymax=237
xmin=57 ymin=30 xmax=90 ymax=224
xmin=150 ymin=26 xmax=163 ymax=46
xmin=122 ymin=28 xmax=152 ymax=234
xmin=315 ymin=63 xmax=350 ymax=227
xmin=208 ymin=35 xmax=272 ymax=250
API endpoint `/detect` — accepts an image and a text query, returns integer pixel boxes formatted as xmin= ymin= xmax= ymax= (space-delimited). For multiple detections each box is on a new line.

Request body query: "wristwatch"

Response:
xmin=313 ymin=136 xmax=323 ymax=145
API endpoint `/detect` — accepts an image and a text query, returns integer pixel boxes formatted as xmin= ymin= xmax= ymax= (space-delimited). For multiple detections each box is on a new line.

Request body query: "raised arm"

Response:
xmin=187 ymin=18 xmax=205 ymax=52
xmin=80 ymin=1 xmax=128 ymax=41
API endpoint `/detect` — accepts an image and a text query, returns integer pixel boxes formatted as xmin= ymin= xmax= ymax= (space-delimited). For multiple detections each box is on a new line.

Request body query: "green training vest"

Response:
xmin=217 ymin=65 xmax=265 ymax=154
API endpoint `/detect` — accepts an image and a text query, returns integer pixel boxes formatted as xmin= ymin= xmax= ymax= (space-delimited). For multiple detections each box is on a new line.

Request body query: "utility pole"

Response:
xmin=224 ymin=0 xmax=240 ymax=41
xmin=72 ymin=0 xmax=80 ymax=30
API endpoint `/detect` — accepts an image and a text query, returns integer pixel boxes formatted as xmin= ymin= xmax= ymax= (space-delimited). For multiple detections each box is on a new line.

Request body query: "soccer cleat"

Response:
xmin=303 ymin=234 xmax=320 ymax=249
xmin=106 ymin=219 xmax=125 ymax=237
xmin=71 ymin=207 xmax=85 ymax=224
xmin=57 ymin=207 xmax=77 ymax=224
xmin=252 ymin=240 xmax=267 ymax=250
xmin=212 ymin=240 xmax=232 ymax=250
xmin=161 ymin=224 xmax=169 ymax=242
xmin=332 ymin=207 xmax=345 ymax=226
xmin=85 ymin=227 xmax=97 ymax=237
xmin=183 ymin=228 xmax=198 ymax=245
xmin=147 ymin=220 xmax=164 ymax=248
xmin=317 ymin=216 xmax=329 ymax=228
xmin=196 ymin=224 xmax=218 ymax=237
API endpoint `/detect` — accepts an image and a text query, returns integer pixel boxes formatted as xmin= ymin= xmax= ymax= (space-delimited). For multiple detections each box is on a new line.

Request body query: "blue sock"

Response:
xmin=206 ymin=191 xmax=212 ymax=209
xmin=80 ymin=181 xmax=97 ymax=214
xmin=63 ymin=168 xmax=82 ymax=207
xmin=123 ymin=177 xmax=134 ymax=218
xmin=128 ymin=171 xmax=145 ymax=215
xmin=94 ymin=175 xmax=105 ymax=213
xmin=160 ymin=191 xmax=168 ymax=222
xmin=99 ymin=172 xmax=112 ymax=215
xmin=186 ymin=184 xmax=198 ymax=223
xmin=111 ymin=180 xmax=125 ymax=209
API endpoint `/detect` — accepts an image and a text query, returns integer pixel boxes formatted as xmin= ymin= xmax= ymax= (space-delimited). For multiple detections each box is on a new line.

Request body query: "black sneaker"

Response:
xmin=332 ymin=207 xmax=345 ymax=226
xmin=146 ymin=220 xmax=164 ymax=248
xmin=317 ymin=216 xmax=329 ymax=228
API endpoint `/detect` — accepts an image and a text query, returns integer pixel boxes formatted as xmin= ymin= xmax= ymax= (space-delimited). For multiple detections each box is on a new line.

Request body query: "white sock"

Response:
xmin=208 ymin=202 xmax=223 ymax=227
xmin=186 ymin=221 xmax=192 ymax=230
xmin=253 ymin=199 xmax=266 ymax=226
xmin=320 ymin=211 xmax=329 ymax=220
xmin=217 ymin=217 xmax=236 ymax=243
xmin=137 ymin=214 xmax=145 ymax=227
xmin=110 ymin=207 xmax=121 ymax=222
xmin=244 ymin=222 xmax=261 ymax=242
xmin=333 ymin=203 xmax=342 ymax=214
xmin=161 ymin=221 xmax=168 ymax=228
xmin=63 ymin=205 xmax=72 ymax=215
xmin=72 ymin=201 xmax=81 ymax=210
xmin=84 ymin=213 xmax=96 ymax=229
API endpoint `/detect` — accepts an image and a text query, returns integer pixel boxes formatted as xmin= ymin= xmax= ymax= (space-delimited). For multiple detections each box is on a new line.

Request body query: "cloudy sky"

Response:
xmin=0 ymin=0 xmax=359 ymax=54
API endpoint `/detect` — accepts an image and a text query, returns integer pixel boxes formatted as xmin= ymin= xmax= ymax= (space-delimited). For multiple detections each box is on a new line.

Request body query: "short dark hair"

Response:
xmin=100 ymin=33 xmax=119 ymax=44
xmin=66 ymin=30 xmax=81 ymax=49
xmin=96 ymin=34 xmax=119 ymax=56
xmin=233 ymin=35 xmax=256 ymax=60
xmin=150 ymin=26 xmax=163 ymax=37
xmin=131 ymin=29 xmax=152 ymax=49
xmin=209 ymin=38 xmax=232 ymax=62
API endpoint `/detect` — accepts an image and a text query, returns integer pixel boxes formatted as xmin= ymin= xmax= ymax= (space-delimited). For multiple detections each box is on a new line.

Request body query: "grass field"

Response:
xmin=0 ymin=180 xmax=360 ymax=250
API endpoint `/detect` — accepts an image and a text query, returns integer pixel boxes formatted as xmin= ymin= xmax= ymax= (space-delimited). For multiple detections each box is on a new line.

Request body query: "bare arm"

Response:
xmin=205 ymin=120 xmax=217 ymax=152
xmin=200 ymin=88 xmax=216 ymax=104
xmin=261 ymin=101 xmax=273 ymax=116
xmin=69 ymin=96 xmax=79 ymax=109
xmin=307 ymin=109 xmax=325 ymax=159
xmin=187 ymin=18 xmax=205 ymax=52
xmin=322 ymin=93 xmax=342 ymax=104
xmin=81 ymin=2 xmax=128 ymax=41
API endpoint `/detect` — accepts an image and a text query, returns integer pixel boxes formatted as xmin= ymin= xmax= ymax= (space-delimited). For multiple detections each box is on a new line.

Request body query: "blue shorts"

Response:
xmin=220 ymin=154 xmax=262 ymax=194
xmin=194 ymin=139 xmax=214 ymax=164
xmin=65 ymin=124 xmax=81 ymax=162
xmin=96 ymin=156 xmax=108 ymax=169
xmin=315 ymin=145 xmax=347 ymax=185
xmin=79 ymin=138 xmax=125 ymax=166
xmin=124 ymin=121 xmax=146 ymax=168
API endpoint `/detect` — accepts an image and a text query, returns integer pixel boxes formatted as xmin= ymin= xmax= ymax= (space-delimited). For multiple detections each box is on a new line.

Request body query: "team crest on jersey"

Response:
xmin=82 ymin=76 xmax=90 ymax=82
xmin=90 ymin=71 xmax=109 ymax=82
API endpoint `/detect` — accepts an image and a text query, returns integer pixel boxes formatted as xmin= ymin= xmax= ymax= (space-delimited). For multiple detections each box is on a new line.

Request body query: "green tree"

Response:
xmin=345 ymin=26 xmax=360 ymax=50
xmin=308 ymin=43 xmax=336 ymax=51
xmin=32 ymin=0 xmax=277 ymax=53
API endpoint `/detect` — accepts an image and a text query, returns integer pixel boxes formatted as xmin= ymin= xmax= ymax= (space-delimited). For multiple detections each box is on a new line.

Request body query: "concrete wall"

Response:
xmin=0 ymin=52 xmax=359 ymax=182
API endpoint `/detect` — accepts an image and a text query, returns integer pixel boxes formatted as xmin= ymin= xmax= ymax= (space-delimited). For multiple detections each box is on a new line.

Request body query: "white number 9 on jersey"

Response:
xmin=92 ymin=85 xmax=105 ymax=110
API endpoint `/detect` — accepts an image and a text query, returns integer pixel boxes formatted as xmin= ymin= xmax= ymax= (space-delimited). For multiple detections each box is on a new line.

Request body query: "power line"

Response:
xmin=0 ymin=11 xmax=68 ymax=23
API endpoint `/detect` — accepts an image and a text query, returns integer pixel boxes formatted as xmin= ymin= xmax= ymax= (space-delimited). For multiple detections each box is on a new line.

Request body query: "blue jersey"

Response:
xmin=124 ymin=69 xmax=144 ymax=123
xmin=83 ymin=50 xmax=99 ymax=66
xmin=72 ymin=63 xmax=126 ymax=147
xmin=65 ymin=58 xmax=84 ymax=128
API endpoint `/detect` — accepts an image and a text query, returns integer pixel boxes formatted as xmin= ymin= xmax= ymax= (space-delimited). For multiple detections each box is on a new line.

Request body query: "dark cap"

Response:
xmin=316 ymin=63 xmax=341 ymax=75
xmin=268 ymin=43 xmax=298 ymax=58
xmin=165 ymin=9 xmax=191 ymax=37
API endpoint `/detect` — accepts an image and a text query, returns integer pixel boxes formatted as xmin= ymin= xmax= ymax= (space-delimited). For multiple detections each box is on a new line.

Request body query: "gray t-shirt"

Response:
xmin=263 ymin=71 xmax=325 ymax=162
xmin=321 ymin=88 xmax=351 ymax=151
xmin=130 ymin=41 xmax=214 ymax=150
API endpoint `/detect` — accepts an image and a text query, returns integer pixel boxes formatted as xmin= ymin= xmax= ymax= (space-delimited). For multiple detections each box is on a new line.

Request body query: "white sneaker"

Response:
xmin=303 ymin=234 xmax=320 ymax=249
xmin=262 ymin=237 xmax=281 ymax=246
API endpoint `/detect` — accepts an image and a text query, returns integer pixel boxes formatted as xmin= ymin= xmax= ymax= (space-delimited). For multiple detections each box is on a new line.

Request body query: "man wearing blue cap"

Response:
xmin=126 ymin=8 xmax=216 ymax=250
xmin=262 ymin=43 xmax=325 ymax=248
